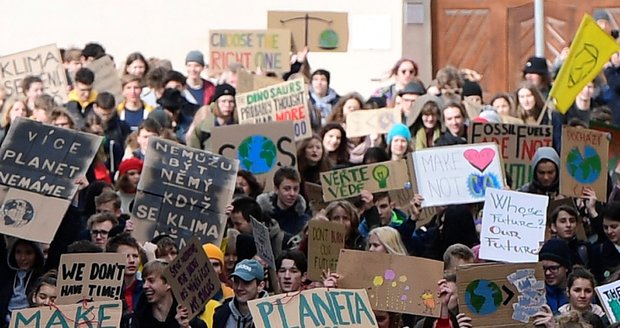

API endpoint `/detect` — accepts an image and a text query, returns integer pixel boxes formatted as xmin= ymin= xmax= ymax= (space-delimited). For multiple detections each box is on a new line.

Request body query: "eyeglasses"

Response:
xmin=400 ymin=69 xmax=415 ymax=75
xmin=543 ymin=265 xmax=561 ymax=273
xmin=91 ymin=230 xmax=110 ymax=237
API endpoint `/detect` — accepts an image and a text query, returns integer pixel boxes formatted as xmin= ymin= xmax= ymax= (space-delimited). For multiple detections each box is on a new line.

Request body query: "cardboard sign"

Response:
xmin=268 ymin=11 xmax=349 ymax=52
xmin=86 ymin=55 xmax=123 ymax=103
xmin=560 ymin=126 xmax=609 ymax=200
xmin=337 ymin=249 xmax=444 ymax=316
xmin=10 ymin=301 xmax=122 ymax=328
xmin=211 ymin=121 xmax=297 ymax=192
xmin=307 ymin=220 xmax=346 ymax=281
xmin=0 ymin=44 xmax=68 ymax=103
xmin=590 ymin=121 xmax=620 ymax=174
xmin=251 ymin=216 xmax=276 ymax=269
xmin=479 ymin=189 xmax=548 ymax=263
xmin=0 ymin=117 xmax=102 ymax=243
xmin=345 ymin=107 xmax=402 ymax=138
xmin=236 ymin=70 xmax=283 ymax=94
xmin=412 ymin=143 xmax=505 ymax=207
xmin=305 ymin=182 xmax=328 ymax=214
xmin=457 ymin=263 xmax=545 ymax=327
xmin=56 ymin=253 xmax=126 ymax=305
xmin=209 ymin=30 xmax=291 ymax=75
xmin=132 ymin=137 xmax=238 ymax=248
xmin=321 ymin=159 xmax=410 ymax=202
xmin=236 ymin=78 xmax=311 ymax=140
xmin=468 ymin=123 xmax=553 ymax=189
xmin=595 ymin=279 xmax=620 ymax=323
xmin=163 ymin=238 xmax=221 ymax=320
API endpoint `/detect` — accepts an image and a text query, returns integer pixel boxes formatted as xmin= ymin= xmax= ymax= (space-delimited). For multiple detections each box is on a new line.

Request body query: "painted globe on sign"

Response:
xmin=237 ymin=135 xmax=277 ymax=175
xmin=464 ymin=279 xmax=503 ymax=315
xmin=566 ymin=145 xmax=602 ymax=184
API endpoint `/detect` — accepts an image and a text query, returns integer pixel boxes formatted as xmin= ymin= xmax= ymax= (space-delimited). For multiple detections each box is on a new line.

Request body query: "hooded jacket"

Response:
xmin=256 ymin=192 xmax=309 ymax=235
xmin=518 ymin=147 xmax=560 ymax=196
xmin=66 ymin=89 xmax=98 ymax=128
xmin=212 ymin=290 xmax=269 ymax=328
xmin=120 ymin=293 xmax=207 ymax=328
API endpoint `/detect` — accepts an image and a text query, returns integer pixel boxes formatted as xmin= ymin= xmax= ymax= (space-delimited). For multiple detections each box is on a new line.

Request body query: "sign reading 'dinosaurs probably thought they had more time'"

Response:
xmin=595 ymin=279 xmax=620 ymax=323
xmin=249 ymin=288 xmax=378 ymax=328
xmin=457 ymin=263 xmax=545 ymax=328
xmin=10 ymin=301 xmax=122 ymax=328
xmin=56 ymin=253 xmax=125 ymax=305
xmin=0 ymin=44 xmax=69 ymax=103
xmin=0 ymin=117 xmax=102 ymax=243
xmin=163 ymin=238 xmax=221 ymax=320
xmin=236 ymin=78 xmax=311 ymax=140
xmin=560 ymin=126 xmax=609 ymax=201
xmin=131 ymin=138 xmax=238 ymax=248
xmin=209 ymin=29 xmax=291 ymax=75
xmin=321 ymin=159 xmax=410 ymax=202
xmin=479 ymin=189 xmax=548 ymax=263
xmin=412 ymin=143 xmax=505 ymax=207
xmin=308 ymin=220 xmax=346 ymax=281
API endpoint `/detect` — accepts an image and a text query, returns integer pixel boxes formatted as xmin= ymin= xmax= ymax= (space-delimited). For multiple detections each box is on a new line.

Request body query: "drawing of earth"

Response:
xmin=237 ymin=135 xmax=277 ymax=174
xmin=566 ymin=145 xmax=601 ymax=184
xmin=464 ymin=279 xmax=502 ymax=315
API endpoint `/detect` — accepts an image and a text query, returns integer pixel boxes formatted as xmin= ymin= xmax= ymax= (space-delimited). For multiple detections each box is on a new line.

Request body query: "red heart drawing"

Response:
xmin=463 ymin=148 xmax=496 ymax=172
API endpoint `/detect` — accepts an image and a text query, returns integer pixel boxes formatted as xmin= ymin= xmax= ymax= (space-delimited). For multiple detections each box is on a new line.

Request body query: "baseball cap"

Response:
xmin=231 ymin=259 xmax=264 ymax=282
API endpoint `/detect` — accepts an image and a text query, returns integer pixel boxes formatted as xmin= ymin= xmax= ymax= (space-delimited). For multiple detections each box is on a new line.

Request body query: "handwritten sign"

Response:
xmin=10 ymin=301 xmax=122 ymax=328
xmin=249 ymin=288 xmax=378 ymax=328
xmin=268 ymin=11 xmax=349 ymax=52
xmin=479 ymin=189 xmax=548 ymax=263
xmin=595 ymin=279 xmax=620 ymax=323
xmin=468 ymin=123 xmax=552 ymax=188
xmin=251 ymin=216 xmax=276 ymax=269
xmin=412 ymin=143 xmax=505 ymax=207
xmin=132 ymin=137 xmax=238 ymax=248
xmin=0 ymin=117 xmax=102 ymax=243
xmin=560 ymin=126 xmax=609 ymax=200
xmin=212 ymin=121 xmax=296 ymax=192
xmin=209 ymin=30 xmax=291 ymax=75
xmin=56 ymin=253 xmax=125 ymax=305
xmin=345 ymin=107 xmax=402 ymax=138
xmin=308 ymin=220 xmax=346 ymax=281
xmin=0 ymin=44 xmax=69 ymax=103
xmin=86 ymin=56 xmax=123 ymax=103
xmin=236 ymin=78 xmax=311 ymax=140
xmin=321 ymin=159 xmax=410 ymax=202
xmin=457 ymin=263 xmax=545 ymax=328
xmin=337 ymin=249 xmax=443 ymax=316
xmin=163 ymin=238 xmax=221 ymax=320
xmin=590 ymin=121 xmax=620 ymax=174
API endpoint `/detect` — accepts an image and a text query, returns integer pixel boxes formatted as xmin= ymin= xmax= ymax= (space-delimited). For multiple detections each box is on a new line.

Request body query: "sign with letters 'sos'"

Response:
xmin=10 ymin=301 xmax=122 ymax=328
xmin=0 ymin=44 xmax=69 ymax=103
xmin=479 ymin=189 xmax=548 ymax=263
xmin=0 ymin=118 xmax=102 ymax=243
xmin=235 ymin=78 xmax=311 ymax=140
xmin=132 ymin=137 xmax=238 ymax=248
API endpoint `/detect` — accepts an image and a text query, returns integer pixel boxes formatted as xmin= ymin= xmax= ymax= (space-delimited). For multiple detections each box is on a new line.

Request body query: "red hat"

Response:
xmin=118 ymin=158 xmax=143 ymax=176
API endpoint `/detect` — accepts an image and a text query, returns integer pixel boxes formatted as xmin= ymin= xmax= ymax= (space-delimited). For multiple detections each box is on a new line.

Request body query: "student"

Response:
xmin=31 ymin=94 xmax=57 ymax=123
xmin=106 ymin=233 xmax=142 ymax=315
xmin=116 ymin=158 xmax=143 ymax=214
xmin=117 ymin=74 xmax=154 ymax=131
xmin=66 ymin=67 xmax=97 ymax=128
xmin=435 ymin=102 xmax=467 ymax=146
xmin=309 ymin=69 xmax=340 ymax=126
xmin=518 ymin=147 xmax=560 ymax=197
xmin=442 ymin=244 xmax=475 ymax=274
xmin=549 ymin=205 xmax=591 ymax=267
xmin=558 ymin=266 xmax=607 ymax=322
xmin=21 ymin=76 xmax=44 ymax=111
xmin=276 ymin=250 xmax=307 ymax=293
xmin=129 ymin=118 xmax=162 ymax=160
xmin=358 ymin=192 xmax=409 ymax=239
xmin=28 ymin=271 xmax=57 ymax=307
xmin=185 ymin=50 xmax=215 ymax=105
xmin=539 ymin=239 xmax=572 ymax=314
xmin=87 ymin=212 xmax=119 ymax=250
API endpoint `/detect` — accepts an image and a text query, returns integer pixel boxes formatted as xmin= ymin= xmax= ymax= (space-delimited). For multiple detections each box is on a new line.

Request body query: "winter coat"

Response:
xmin=212 ymin=291 xmax=269 ymax=328
xmin=518 ymin=147 xmax=560 ymax=196
xmin=256 ymin=192 xmax=309 ymax=235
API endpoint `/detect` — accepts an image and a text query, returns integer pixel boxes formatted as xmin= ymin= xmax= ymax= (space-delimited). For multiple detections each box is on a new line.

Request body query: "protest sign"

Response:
xmin=212 ymin=121 xmax=296 ymax=192
xmin=305 ymin=182 xmax=329 ymax=214
xmin=10 ymin=300 xmax=122 ymax=328
xmin=0 ymin=44 xmax=68 ymax=103
xmin=56 ymin=253 xmax=125 ymax=305
xmin=236 ymin=78 xmax=311 ymax=140
xmin=321 ymin=159 xmax=410 ymax=202
xmin=307 ymin=220 xmax=346 ymax=281
xmin=0 ymin=117 xmax=102 ymax=243
xmin=249 ymin=288 xmax=377 ymax=328
xmin=595 ymin=279 xmax=620 ymax=323
xmin=479 ymin=189 xmax=548 ymax=263
xmin=163 ymin=238 xmax=221 ymax=320
xmin=251 ymin=216 xmax=276 ymax=269
xmin=337 ymin=249 xmax=443 ymax=316
xmin=268 ymin=11 xmax=349 ymax=52
xmin=236 ymin=69 xmax=283 ymax=93
xmin=209 ymin=30 xmax=291 ymax=75
xmin=590 ymin=121 xmax=620 ymax=174
xmin=468 ymin=122 xmax=552 ymax=189
xmin=457 ymin=263 xmax=545 ymax=328
xmin=86 ymin=55 xmax=123 ymax=103
xmin=132 ymin=137 xmax=238 ymax=248
xmin=345 ymin=107 xmax=402 ymax=138
xmin=412 ymin=143 xmax=505 ymax=207
xmin=560 ymin=126 xmax=609 ymax=200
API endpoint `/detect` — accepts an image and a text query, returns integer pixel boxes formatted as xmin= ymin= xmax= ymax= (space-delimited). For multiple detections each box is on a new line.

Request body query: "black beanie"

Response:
xmin=462 ymin=80 xmax=483 ymax=98
xmin=211 ymin=83 xmax=236 ymax=104
xmin=538 ymin=238 xmax=572 ymax=269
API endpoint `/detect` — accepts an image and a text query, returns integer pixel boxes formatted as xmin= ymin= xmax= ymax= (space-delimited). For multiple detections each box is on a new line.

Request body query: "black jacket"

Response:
xmin=121 ymin=294 xmax=207 ymax=328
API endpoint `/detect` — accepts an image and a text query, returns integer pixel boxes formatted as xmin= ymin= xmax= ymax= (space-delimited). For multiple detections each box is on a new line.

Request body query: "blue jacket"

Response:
xmin=545 ymin=284 xmax=569 ymax=314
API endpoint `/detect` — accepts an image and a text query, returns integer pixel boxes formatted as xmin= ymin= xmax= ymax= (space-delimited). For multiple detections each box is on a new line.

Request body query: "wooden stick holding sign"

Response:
xmin=345 ymin=107 xmax=401 ymax=138
xmin=10 ymin=301 xmax=122 ymax=327
xmin=320 ymin=159 xmax=410 ymax=202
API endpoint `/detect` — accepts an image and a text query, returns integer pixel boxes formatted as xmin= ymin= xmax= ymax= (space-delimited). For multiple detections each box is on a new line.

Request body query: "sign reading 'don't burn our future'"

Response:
xmin=235 ymin=78 xmax=311 ymax=140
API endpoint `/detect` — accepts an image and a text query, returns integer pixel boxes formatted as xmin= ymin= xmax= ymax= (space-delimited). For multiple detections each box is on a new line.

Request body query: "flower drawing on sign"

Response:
xmin=369 ymin=269 xmax=411 ymax=312
xmin=420 ymin=290 xmax=438 ymax=314
xmin=2 ymin=199 xmax=35 ymax=227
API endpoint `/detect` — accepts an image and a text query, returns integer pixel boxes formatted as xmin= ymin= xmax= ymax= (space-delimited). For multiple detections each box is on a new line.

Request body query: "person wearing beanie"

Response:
xmin=539 ymin=239 xmax=571 ymax=314
xmin=116 ymin=158 xmax=143 ymax=213
xmin=186 ymin=83 xmax=237 ymax=151
xmin=150 ymin=87 xmax=200 ymax=144
xmin=387 ymin=123 xmax=412 ymax=161
xmin=397 ymin=80 xmax=426 ymax=120
xmin=462 ymin=80 xmax=483 ymax=105
xmin=522 ymin=56 xmax=551 ymax=99
xmin=435 ymin=102 xmax=467 ymax=146
xmin=202 ymin=243 xmax=234 ymax=300
xmin=518 ymin=147 xmax=560 ymax=197
xmin=309 ymin=69 xmax=340 ymax=126
xmin=185 ymin=50 xmax=215 ymax=105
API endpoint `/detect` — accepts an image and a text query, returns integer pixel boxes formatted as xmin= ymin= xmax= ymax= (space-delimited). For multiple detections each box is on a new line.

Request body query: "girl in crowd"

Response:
xmin=186 ymin=84 xmax=237 ymax=150
xmin=123 ymin=52 xmax=149 ymax=83
xmin=21 ymin=76 xmax=44 ymax=111
xmin=327 ymin=92 xmax=373 ymax=164
xmin=558 ymin=267 xmax=607 ymax=323
xmin=0 ymin=98 xmax=29 ymax=142
xmin=236 ymin=170 xmax=263 ymax=199
xmin=386 ymin=123 xmax=412 ymax=161
xmin=367 ymin=226 xmax=408 ymax=255
xmin=115 ymin=158 xmax=143 ymax=214
xmin=117 ymin=74 xmax=154 ymax=131
xmin=320 ymin=123 xmax=350 ymax=167
xmin=409 ymin=94 xmax=443 ymax=150
xmin=374 ymin=58 xmax=419 ymax=106
xmin=490 ymin=93 xmax=524 ymax=124
xmin=29 ymin=271 xmax=57 ymax=307
xmin=296 ymin=135 xmax=331 ymax=185
xmin=325 ymin=201 xmax=366 ymax=250
xmin=31 ymin=94 xmax=57 ymax=123
xmin=515 ymin=82 xmax=548 ymax=125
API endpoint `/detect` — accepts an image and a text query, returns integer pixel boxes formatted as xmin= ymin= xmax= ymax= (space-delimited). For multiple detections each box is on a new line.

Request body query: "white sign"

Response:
xmin=412 ymin=143 xmax=505 ymax=207
xmin=479 ymin=189 xmax=548 ymax=263
xmin=595 ymin=280 xmax=620 ymax=323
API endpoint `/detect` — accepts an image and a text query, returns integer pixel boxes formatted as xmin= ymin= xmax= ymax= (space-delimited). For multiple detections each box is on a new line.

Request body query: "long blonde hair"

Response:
xmin=368 ymin=226 xmax=408 ymax=255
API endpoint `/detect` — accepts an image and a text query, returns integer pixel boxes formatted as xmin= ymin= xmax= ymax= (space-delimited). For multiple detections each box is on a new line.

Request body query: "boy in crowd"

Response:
xmin=185 ymin=50 xmax=215 ymax=105
xmin=66 ymin=67 xmax=97 ymax=128
xmin=106 ymin=233 xmax=143 ymax=315
xmin=276 ymin=250 xmax=307 ymax=293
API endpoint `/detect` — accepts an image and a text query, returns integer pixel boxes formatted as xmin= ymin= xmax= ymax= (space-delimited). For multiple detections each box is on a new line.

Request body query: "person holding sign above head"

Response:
xmin=186 ymin=83 xmax=237 ymax=151
xmin=518 ymin=147 xmax=560 ymax=198
xmin=66 ymin=67 xmax=97 ymax=128
xmin=185 ymin=50 xmax=215 ymax=106
xmin=539 ymin=238 xmax=572 ymax=314
xmin=117 ymin=74 xmax=154 ymax=131
xmin=435 ymin=102 xmax=467 ymax=146
xmin=558 ymin=266 xmax=608 ymax=324
xmin=386 ymin=123 xmax=412 ymax=161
